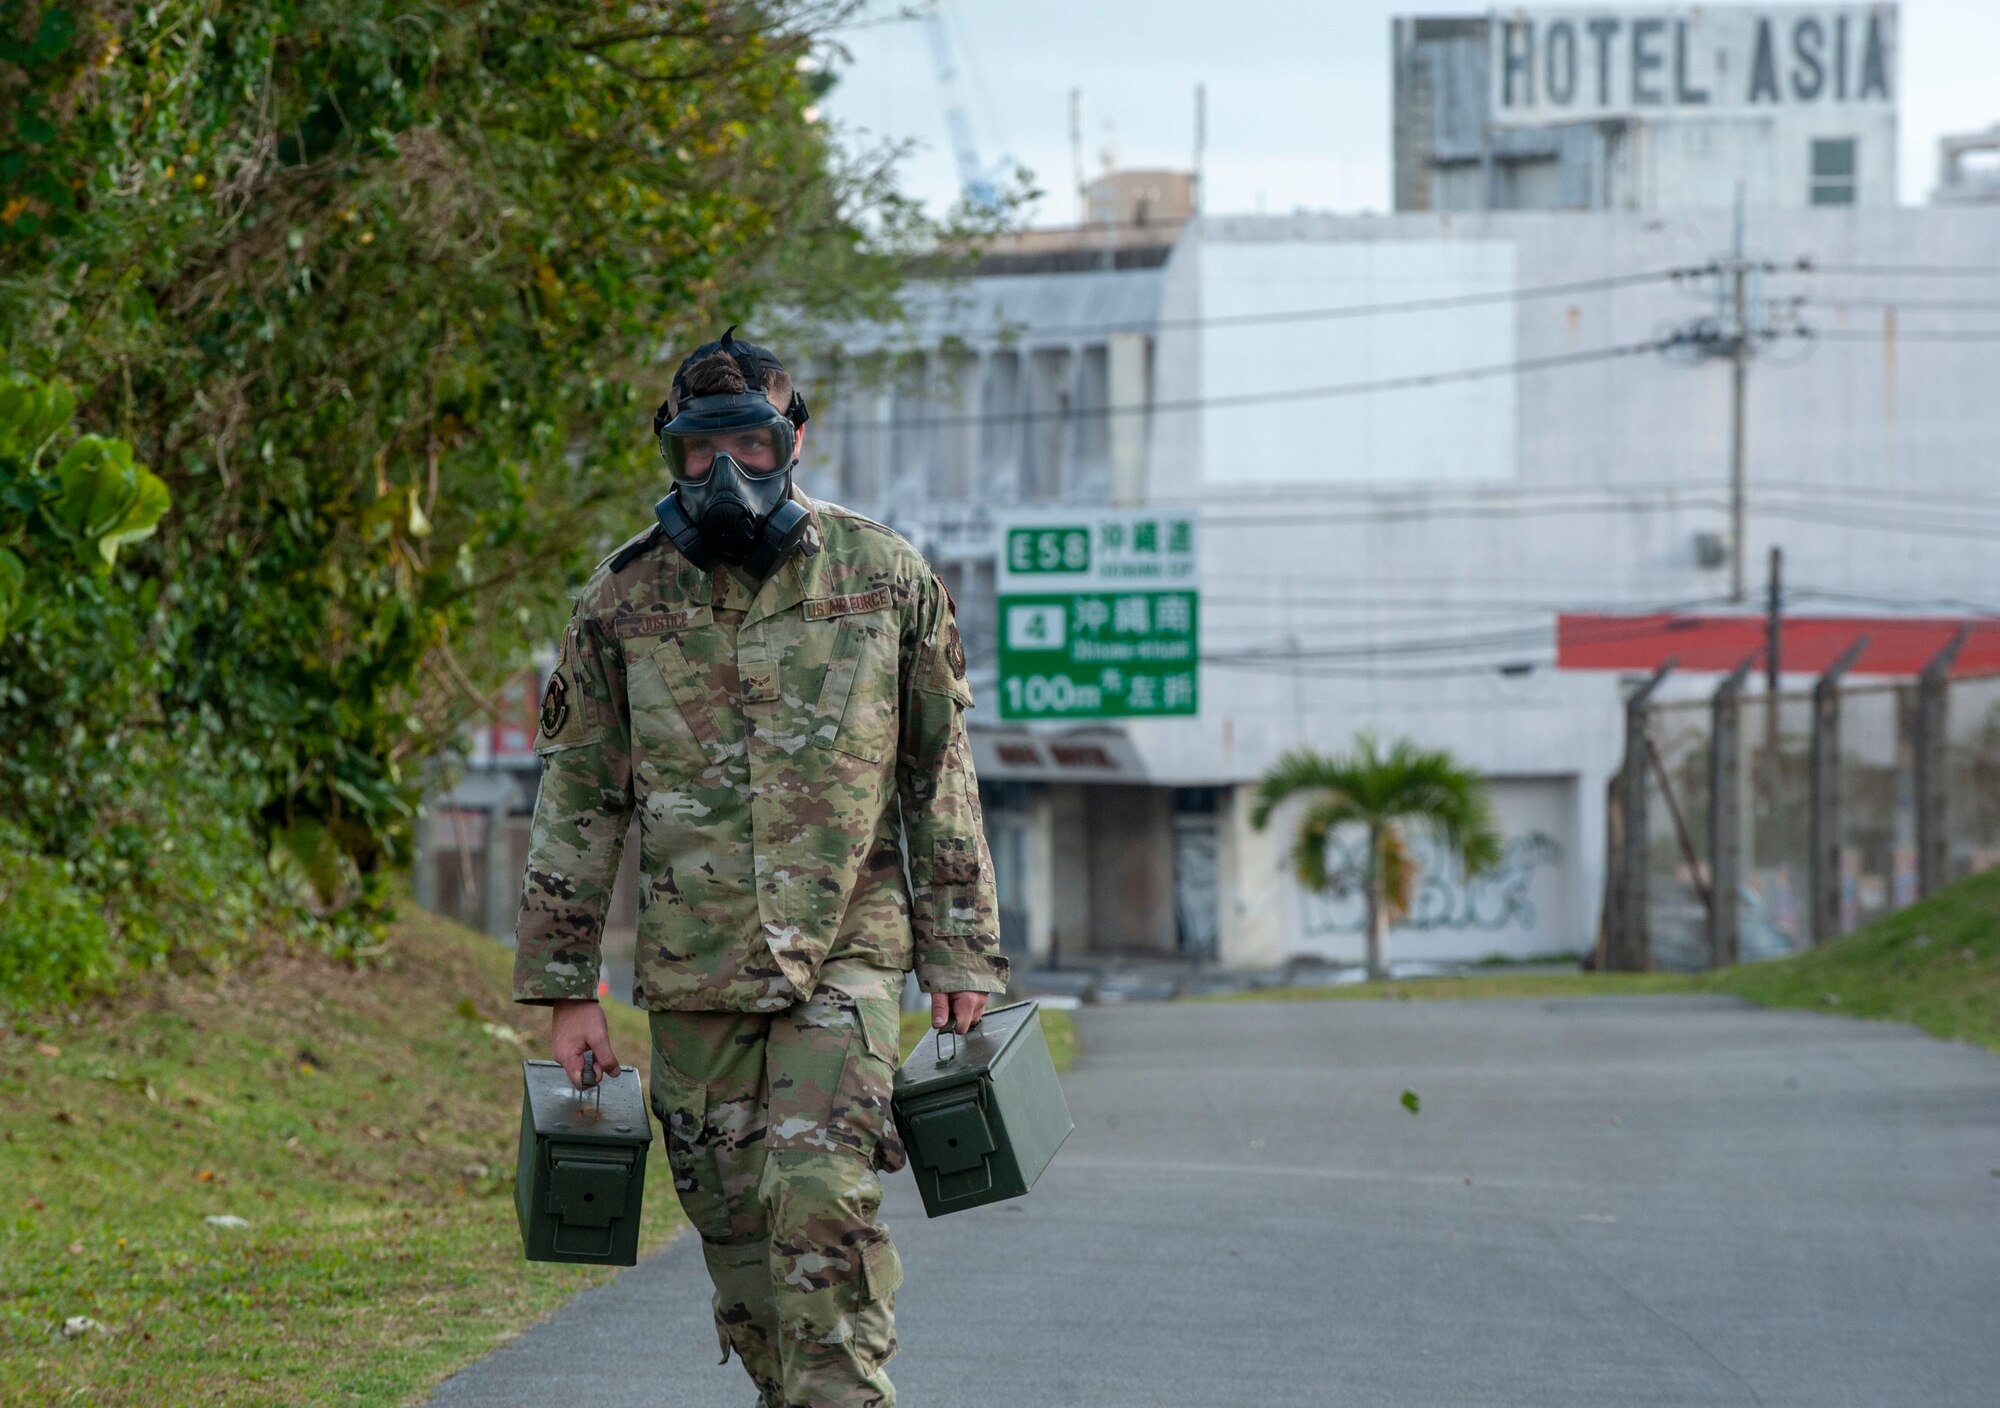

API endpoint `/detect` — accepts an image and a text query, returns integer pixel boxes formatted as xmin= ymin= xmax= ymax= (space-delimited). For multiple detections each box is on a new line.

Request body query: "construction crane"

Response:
xmin=924 ymin=2 xmax=1009 ymax=212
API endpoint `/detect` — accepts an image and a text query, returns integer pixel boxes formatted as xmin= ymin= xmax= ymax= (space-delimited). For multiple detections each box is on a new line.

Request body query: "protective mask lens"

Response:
xmin=662 ymin=418 xmax=796 ymax=483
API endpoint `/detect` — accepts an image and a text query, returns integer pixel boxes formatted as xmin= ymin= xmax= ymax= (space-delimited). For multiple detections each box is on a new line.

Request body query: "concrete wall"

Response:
xmin=1084 ymin=786 xmax=1178 ymax=954
xmin=1046 ymin=785 xmax=1093 ymax=964
xmin=1215 ymin=784 xmax=1287 ymax=969
xmin=1271 ymin=775 xmax=1585 ymax=965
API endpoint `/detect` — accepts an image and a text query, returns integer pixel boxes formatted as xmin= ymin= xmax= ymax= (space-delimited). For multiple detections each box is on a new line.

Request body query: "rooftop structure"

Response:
xmin=1392 ymin=5 xmax=1900 ymax=212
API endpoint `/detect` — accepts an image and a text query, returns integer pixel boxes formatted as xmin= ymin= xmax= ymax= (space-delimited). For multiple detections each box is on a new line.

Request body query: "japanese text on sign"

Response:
xmin=997 ymin=510 xmax=1201 ymax=722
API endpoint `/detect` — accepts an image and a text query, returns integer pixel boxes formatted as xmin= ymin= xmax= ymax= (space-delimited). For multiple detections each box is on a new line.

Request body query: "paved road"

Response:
xmin=427 ymin=996 xmax=2000 ymax=1407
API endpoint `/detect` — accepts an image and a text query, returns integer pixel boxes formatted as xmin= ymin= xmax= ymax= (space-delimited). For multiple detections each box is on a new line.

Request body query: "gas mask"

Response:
xmin=651 ymin=329 xmax=812 ymax=577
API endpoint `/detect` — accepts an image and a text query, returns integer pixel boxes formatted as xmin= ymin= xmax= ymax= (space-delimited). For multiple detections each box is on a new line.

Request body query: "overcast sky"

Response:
xmin=818 ymin=0 xmax=2000 ymax=220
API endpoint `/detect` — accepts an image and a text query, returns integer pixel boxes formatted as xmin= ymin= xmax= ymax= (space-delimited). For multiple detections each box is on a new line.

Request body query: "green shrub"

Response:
xmin=0 ymin=824 xmax=115 ymax=1007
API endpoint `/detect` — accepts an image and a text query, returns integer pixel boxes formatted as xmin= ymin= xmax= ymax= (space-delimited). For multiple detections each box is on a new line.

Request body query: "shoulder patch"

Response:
xmin=539 ymin=670 xmax=570 ymax=736
xmin=534 ymin=628 xmax=603 ymax=754
xmin=946 ymin=619 xmax=967 ymax=679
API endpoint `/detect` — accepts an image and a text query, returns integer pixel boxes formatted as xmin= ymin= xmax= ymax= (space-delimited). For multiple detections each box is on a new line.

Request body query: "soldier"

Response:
xmin=513 ymin=329 xmax=1008 ymax=1408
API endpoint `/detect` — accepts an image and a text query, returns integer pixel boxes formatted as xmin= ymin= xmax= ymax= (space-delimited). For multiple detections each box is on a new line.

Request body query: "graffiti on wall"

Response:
xmin=1298 ymin=830 xmax=1564 ymax=935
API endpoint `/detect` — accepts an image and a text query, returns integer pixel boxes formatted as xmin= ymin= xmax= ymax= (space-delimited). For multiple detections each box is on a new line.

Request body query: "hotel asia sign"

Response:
xmin=1489 ymin=6 xmax=1896 ymax=125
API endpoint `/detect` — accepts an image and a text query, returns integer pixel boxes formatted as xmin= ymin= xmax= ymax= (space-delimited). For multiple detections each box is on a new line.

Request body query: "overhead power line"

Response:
xmin=1750 ymin=501 xmax=2000 ymax=542
xmin=1790 ymin=262 xmax=2000 ymax=279
xmin=1201 ymin=494 xmax=1731 ymax=527
xmin=1203 ymin=656 xmax=1556 ymax=681
xmin=1205 ymin=494 xmax=2000 ymax=540
xmin=845 ymin=336 xmax=1679 ymax=432
xmin=1791 ymin=586 xmax=2000 ymax=618
xmin=1803 ymin=297 xmax=2000 ymax=312
xmin=1203 ymin=602 xmax=1736 ymax=668
xmin=1753 ymin=478 xmax=2000 ymax=509
xmin=877 ymin=262 xmax=2000 ymax=348
xmin=1810 ymin=328 xmax=2000 ymax=344
xmin=919 ymin=266 xmax=1709 ymax=342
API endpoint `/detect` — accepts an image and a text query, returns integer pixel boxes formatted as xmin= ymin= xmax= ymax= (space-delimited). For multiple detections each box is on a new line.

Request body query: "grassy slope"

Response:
xmin=1703 ymin=863 xmax=2000 ymax=1051
xmin=0 ymin=909 xmax=676 ymax=1408
xmin=1207 ymin=865 xmax=2000 ymax=1054
xmin=1 ymin=912 xmax=1080 ymax=1408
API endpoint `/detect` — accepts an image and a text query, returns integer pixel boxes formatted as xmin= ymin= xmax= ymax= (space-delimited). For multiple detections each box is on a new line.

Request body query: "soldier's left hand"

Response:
xmin=931 ymin=990 xmax=988 ymax=1035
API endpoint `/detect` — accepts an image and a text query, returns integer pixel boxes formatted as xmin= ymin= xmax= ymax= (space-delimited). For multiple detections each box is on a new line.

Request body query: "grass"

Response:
xmin=0 ymin=908 xmax=678 ymax=1408
xmin=0 ymin=914 xmax=1079 ymax=1408
xmin=1203 ymin=865 xmax=2000 ymax=1054
xmin=1702 ymin=865 xmax=2000 ymax=1051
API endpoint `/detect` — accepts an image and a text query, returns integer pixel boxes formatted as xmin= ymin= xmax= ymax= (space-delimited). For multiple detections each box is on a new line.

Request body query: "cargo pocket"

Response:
xmin=649 ymin=1060 xmax=732 ymax=1243
xmin=856 ymin=996 xmax=908 ymax=1174
xmin=860 ymin=1230 xmax=902 ymax=1302
xmin=852 ymin=1232 xmax=902 ymax=1373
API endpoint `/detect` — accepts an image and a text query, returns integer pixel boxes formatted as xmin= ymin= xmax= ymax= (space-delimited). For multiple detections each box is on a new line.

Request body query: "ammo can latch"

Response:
xmin=907 ymin=1095 xmax=997 ymax=1177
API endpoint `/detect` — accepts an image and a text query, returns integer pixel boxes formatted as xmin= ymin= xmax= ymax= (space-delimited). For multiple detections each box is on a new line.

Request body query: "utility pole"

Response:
xmin=1728 ymin=186 xmax=1750 ymax=604
xmin=1764 ymin=545 xmax=1783 ymax=699
xmin=1668 ymin=188 xmax=1800 ymax=604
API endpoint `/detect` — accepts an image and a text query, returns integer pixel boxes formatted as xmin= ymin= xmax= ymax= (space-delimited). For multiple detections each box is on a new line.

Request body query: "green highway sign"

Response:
xmin=995 ymin=511 xmax=1199 ymax=722
xmin=1004 ymin=526 xmax=1091 ymax=575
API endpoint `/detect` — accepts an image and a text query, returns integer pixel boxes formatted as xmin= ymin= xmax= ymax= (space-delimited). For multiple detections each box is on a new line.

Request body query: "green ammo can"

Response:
xmin=891 ymin=999 xmax=1073 ymax=1218
xmin=516 ymin=1054 xmax=652 ymax=1266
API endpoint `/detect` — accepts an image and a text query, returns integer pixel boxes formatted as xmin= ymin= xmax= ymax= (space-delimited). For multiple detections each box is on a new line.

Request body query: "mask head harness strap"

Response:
xmin=650 ymin=327 xmax=811 ymax=577
xmin=651 ymin=326 xmax=809 ymax=441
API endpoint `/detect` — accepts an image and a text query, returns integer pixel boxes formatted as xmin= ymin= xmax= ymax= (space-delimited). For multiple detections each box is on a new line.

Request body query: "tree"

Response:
xmin=0 ymin=1 xmax=1005 ymax=999
xmin=1250 ymin=735 xmax=1504 ymax=982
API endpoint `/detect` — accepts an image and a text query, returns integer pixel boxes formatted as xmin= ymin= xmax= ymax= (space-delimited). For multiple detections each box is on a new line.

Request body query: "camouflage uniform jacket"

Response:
xmin=512 ymin=494 xmax=1009 ymax=1013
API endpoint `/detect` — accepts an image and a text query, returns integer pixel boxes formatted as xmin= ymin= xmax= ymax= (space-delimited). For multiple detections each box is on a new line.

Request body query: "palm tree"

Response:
xmin=1250 ymin=734 xmax=1504 ymax=982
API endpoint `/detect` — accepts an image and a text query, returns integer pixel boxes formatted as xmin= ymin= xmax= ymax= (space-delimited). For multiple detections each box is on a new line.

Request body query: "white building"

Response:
xmin=799 ymin=199 xmax=2000 ymax=973
xmin=1393 ymin=5 xmax=1900 ymax=212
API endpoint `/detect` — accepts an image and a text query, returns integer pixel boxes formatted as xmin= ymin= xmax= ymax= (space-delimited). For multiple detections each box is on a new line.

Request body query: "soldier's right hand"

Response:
xmin=550 ymin=999 xmax=621 ymax=1090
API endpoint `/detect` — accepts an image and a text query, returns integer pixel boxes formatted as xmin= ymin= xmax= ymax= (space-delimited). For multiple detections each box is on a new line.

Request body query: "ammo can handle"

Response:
xmin=579 ymin=1050 xmax=602 ymax=1110
xmin=931 ymin=1012 xmax=986 ymax=1065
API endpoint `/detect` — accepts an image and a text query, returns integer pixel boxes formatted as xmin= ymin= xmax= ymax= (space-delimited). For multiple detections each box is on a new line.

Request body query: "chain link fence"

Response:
xmin=1644 ymin=699 xmax=1712 ymax=973
xmin=1740 ymin=692 xmax=1813 ymax=958
xmin=1601 ymin=667 xmax=2000 ymax=972
xmin=1945 ymin=673 xmax=2000 ymax=884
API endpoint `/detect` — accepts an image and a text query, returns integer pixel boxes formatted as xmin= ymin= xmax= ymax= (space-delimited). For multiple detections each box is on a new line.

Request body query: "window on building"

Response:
xmin=886 ymin=353 xmax=930 ymax=500
xmin=1810 ymin=139 xmax=1857 ymax=206
xmin=928 ymin=352 xmax=976 ymax=502
xmin=1025 ymin=348 xmax=1072 ymax=501
xmin=980 ymin=351 xmax=1022 ymax=490
xmin=1073 ymin=344 xmax=1109 ymax=470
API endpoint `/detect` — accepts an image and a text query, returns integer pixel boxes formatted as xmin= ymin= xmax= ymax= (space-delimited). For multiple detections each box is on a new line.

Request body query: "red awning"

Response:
xmin=1556 ymin=614 xmax=2000 ymax=676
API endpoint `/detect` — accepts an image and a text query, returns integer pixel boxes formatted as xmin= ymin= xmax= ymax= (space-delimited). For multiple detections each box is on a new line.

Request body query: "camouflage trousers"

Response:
xmin=648 ymin=957 xmax=908 ymax=1408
